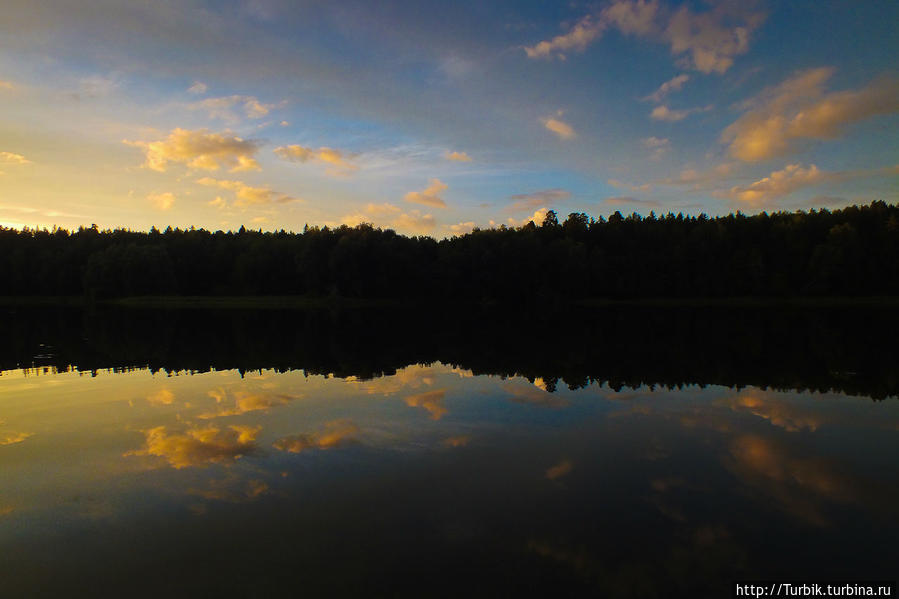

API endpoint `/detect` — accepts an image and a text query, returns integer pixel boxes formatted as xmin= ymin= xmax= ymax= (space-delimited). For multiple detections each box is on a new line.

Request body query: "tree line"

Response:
xmin=5 ymin=304 xmax=897 ymax=399
xmin=1 ymin=201 xmax=898 ymax=299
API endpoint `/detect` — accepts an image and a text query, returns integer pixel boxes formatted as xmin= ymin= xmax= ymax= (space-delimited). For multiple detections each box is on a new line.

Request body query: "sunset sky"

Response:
xmin=0 ymin=0 xmax=896 ymax=236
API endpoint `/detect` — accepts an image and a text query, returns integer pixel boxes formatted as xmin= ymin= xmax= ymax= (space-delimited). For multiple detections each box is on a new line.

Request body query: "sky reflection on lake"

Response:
xmin=1 ymin=358 xmax=896 ymax=597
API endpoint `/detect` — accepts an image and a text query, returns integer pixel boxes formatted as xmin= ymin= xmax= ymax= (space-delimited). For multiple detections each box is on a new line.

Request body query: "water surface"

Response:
xmin=1 ymin=306 xmax=897 ymax=597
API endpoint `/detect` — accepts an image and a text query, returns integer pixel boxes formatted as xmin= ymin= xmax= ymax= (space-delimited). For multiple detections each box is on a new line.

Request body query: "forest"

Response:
xmin=1 ymin=201 xmax=898 ymax=300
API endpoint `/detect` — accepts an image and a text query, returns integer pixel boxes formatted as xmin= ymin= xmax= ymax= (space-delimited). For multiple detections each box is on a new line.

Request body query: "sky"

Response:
xmin=0 ymin=0 xmax=896 ymax=237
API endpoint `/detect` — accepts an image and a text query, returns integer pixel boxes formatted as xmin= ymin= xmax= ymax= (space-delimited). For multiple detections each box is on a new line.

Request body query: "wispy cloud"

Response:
xmin=196 ymin=177 xmax=298 ymax=207
xmin=274 ymin=144 xmax=358 ymax=174
xmin=650 ymin=104 xmax=710 ymax=122
xmin=724 ymin=163 xmax=899 ymax=206
xmin=508 ymin=188 xmax=571 ymax=211
xmin=523 ymin=0 xmax=763 ymax=74
xmin=642 ymin=74 xmax=689 ymax=103
xmin=722 ymin=68 xmax=899 ymax=161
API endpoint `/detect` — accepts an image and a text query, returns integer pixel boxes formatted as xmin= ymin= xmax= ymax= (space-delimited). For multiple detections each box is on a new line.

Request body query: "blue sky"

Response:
xmin=0 ymin=0 xmax=896 ymax=236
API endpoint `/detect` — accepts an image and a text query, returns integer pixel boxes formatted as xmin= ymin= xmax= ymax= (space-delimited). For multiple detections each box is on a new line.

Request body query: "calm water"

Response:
xmin=1 ymin=306 xmax=897 ymax=597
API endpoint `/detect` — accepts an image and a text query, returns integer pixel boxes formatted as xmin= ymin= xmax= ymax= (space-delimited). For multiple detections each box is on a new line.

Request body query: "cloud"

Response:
xmin=0 ymin=80 xmax=14 ymax=91
xmin=507 ymin=207 xmax=550 ymax=228
xmin=273 ymin=144 xmax=358 ymax=174
xmin=125 ymin=128 xmax=261 ymax=173
xmin=508 ymin=189 xmax=571 ymax=212
xmin=546 ymin=459 xmax=573 ymax=480
xmin=404 ymin=178 xmax=448 ymax=208
xmin=341 ymin=203 xmax=436 ymax=234
xmin=722 ymin=392 xmax=824 ymax=432
xmin=0 ymin=431 xmax=33 ymax=446
xmin=722 ymin=69 xmax=899 ymax=161
xmin=642 ymin=136 xmax=670 ymax=158
xmin=724 ymin=163 xmax=899 ymax=206
xmin=0 ymin=151 xmax=31 ymax=165
xmin=146 ymin=389 xmax=175 ymax=405
xmin=199 ymin=388 xmax=300 ymax=419
xmin=189 ymin=477 xmax=269 ymax=503
xmin=208 ymin=196 xmax=227 ymax=209
xmin=125 ymin=425 xmax=260 ymax=469
xmin=191 ymin=95 xmax=282 ymax=121
xmin=665 ymin=3 xmax=765 ymax=74
xmin=524 ymin=1 xmax=762 ymax=73
xmin=643 ymin=74 xmax=689 ymax=103
xmin=273 ymin=420 xmax=359 ymax=453
xmin=404 ymin=389 xmax=448 ymax=420
xmin=147 ymin=191 xmax=175 ymax=211
xmin=448 ymin=221 xmax=477 ymax=235
xmin=504 ymin=379 xmax=570 ymax=408
xmin=196 ymin=177 xmax=298 ymax=207
xmin=650 ymin=104 xmax=710 ymax=122
xmin=608 ymin=178 xmax=652 ymax=193
xmin=444 ymin=150 xmax=472 ymax=162
xmin=394 ymin=210 xmax=436 ymax=234
xmin=542 ymin=112 xmax=576 ymax=140
xmin=523 ymin=14 xmax=606 ymax=60
xmin=443 ymin=436 xmax=471 ymax=448
xmin=187 ymin=81 xmax=207 ymax=95
xmin=603 ymin=196 xmax=661 ymax=209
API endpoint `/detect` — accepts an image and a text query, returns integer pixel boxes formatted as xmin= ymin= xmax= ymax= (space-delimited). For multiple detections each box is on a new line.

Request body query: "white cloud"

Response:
xmin=404 ymin=179 xmax=448 ymax=208
xmin=187 ymin=81 xmax=208 ymax=95
xmin=125 ymin=128 xmax=261 ymax=173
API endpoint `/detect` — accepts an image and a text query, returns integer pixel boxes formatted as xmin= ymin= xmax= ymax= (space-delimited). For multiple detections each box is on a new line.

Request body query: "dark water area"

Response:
xmin=0 ymin=305 xmax=897 ymax=597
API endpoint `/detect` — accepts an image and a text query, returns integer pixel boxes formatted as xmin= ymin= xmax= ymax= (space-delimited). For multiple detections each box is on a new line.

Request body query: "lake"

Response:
xmin=1 ymin=305 xmax=897 ymax=597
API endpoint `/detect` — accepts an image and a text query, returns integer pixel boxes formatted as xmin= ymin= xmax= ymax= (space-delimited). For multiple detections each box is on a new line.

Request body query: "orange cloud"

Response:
xmin=273 ymin=420 xmax=359 ymax=453
xmin=147 ymin=191 xmax=176 ymax=211
xmin=444 ymin=150 xmax=472 ymax=162
xmin=125 ymin=425 xmax=260 ymax=469
xmin=542 ymin=112 xmax=576 ymax=140
xmin=0 ymin=431 xmax=33 ymax=446
xmin=405 ymin=389 xmax=448 ymax=420
xmin=722 ymin=69 xmax=899 ymax=161
xmin=546 ymin=459 xmax=573 ymax=480
xmin=199 ymin=389 xmax=299 ymax=419
xmin=195 ymin=177 xmax=298 ymax=207
xmin=125 ymin=128 xmax=261 ymax=172
xmin=273 ymin=144 xmax=357 ymax=174
xmin=725 ymin=163 xmax=898 ymax=206
xmin=404 ymin=179 xmax=448 ymax=208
